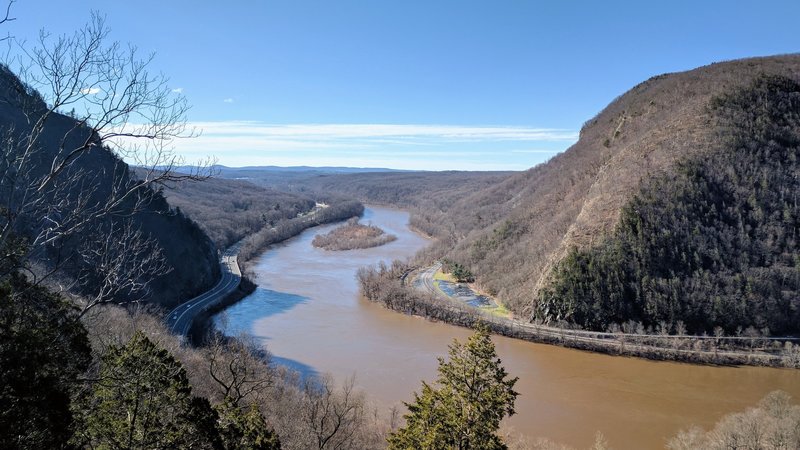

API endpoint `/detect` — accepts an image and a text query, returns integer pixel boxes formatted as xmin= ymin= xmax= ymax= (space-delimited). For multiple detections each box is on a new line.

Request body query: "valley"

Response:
xmin=212 ymin=206 xmax=800 ymax=449
xmin=3 ymin=3 xmax=800 ymax=447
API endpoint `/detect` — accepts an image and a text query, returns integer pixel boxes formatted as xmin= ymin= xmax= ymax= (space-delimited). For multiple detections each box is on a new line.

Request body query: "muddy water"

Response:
xmin=215 ymin=206 xmax=800 ymax=449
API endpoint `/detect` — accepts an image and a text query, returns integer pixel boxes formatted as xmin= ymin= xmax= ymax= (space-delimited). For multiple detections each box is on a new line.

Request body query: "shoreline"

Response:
xmin=190 ymin=205 xmax=799 ymax=369
xmin=359 ymin=263 xmax=800 ymax=369
xmin=311 ymin=217 xmax=398 ymax=251
xmin=185 ymin=204 xmax=361 ymax=344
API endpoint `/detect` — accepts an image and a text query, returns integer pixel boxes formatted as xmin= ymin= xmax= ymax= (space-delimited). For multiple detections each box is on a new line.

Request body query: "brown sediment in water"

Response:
xmin=216 ymin=206 xmax=800 ymax=450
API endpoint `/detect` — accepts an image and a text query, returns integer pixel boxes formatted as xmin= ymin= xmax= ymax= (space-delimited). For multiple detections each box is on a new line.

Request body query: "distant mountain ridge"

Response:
xmin=171 ymin=164 xmax=414 ymax=176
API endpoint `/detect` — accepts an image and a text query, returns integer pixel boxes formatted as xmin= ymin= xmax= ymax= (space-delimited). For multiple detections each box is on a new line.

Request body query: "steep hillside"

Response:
xmin=0 ymin=66 xmax=218 ymax=308
xmin=420 ymin=55 xmax=800 ymax=332
xmin=158 ymin=175 xmax=316 ymax=249
xmin=540 ymin=74 xmax=800 ymax=334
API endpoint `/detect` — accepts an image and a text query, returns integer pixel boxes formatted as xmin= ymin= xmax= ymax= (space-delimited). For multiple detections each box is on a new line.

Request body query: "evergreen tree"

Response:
xmin=75 ymin=331 xmax=221 ymax=449
xmin=388 ymin=326 xmax=518 ymax=450
xmin=215 ymin=398 xmax=281 ymax=450
xmin=0 ymin=273 xmax=91 ymax=449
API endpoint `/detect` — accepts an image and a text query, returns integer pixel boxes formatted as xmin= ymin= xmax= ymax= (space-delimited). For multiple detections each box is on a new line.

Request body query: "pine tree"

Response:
xmin=215 ymin=398 xmax=281 ymax=450
xmin=388 ymin=325 xmax=518 ymax=450
xmin=0 ymin=274 xmax=91 ymax=449
xmin=75 ymin=331 xmax=221 ymax=449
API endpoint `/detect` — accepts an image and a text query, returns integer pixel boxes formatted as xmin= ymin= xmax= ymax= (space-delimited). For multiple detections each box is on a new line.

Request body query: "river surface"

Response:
xmin=215 ymin=206 xmax=800 ymax=449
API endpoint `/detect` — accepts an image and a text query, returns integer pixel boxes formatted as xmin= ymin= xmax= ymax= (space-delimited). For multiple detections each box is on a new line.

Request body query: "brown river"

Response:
xmin=215 ymin=206 xmax=800 ymax=449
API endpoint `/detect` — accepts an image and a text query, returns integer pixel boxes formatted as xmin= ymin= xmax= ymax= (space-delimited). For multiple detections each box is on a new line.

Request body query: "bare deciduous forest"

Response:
xmin=81 ymin=304 xmax=393 ymax=450
xmin=237 ymin=200 xmax=364 ymax=266
xmin=159 ymin=175 xmax=317 ymax=249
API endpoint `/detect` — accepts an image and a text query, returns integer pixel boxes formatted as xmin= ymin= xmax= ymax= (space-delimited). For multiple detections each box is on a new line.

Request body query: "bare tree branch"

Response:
xmin=0 ymin=11 xmax=214 ymax=313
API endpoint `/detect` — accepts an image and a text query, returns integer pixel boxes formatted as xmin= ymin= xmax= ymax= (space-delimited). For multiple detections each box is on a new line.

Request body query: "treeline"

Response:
xmin=357 ymin=262 xmax=800 ymax=367
xmin=272 ymin=171 xmax=513 ymax=210
xmin=160 ymin=175 xmax=317 ymax=249
xmin=539 ymin=75 xmax=800 ymax=336
xmin=312 ymin=217 xmax=397 ymax=251
xmin=238 ymin=200 xmax=364 ymax=263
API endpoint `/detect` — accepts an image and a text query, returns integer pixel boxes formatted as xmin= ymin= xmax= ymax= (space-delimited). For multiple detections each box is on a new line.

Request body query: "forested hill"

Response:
xmin=417 ymin=55 xmax=800 ymax=335
xmin=0 ymin=66 xmax=219 ymax=308
xmin=156 ymin=175 xmax=317 ymax=249
xmin=218 ymin=169 xmax=515 ymax=211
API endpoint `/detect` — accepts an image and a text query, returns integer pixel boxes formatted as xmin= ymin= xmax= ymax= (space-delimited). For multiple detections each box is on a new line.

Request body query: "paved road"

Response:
xmin=412 ymin=262 xmax=441 ymax=295
xmin=166 ymin=243 xmax=242 ymax=337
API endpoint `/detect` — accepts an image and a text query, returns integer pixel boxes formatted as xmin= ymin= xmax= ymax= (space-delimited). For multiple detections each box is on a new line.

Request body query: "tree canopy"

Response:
xmin=0 ymin=273 xmax=91 ymax=449
xmin=388 ymin=326 xmax=518 ymax=449
xmin=75 ymin=331 xmax=221 ymax=449
xmin=215 ymin=399 xmax=281 ymax=450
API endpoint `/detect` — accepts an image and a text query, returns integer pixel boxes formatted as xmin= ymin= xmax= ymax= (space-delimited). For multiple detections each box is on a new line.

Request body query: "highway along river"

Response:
xmin=214 ymin=206 xmax=800 ymax=449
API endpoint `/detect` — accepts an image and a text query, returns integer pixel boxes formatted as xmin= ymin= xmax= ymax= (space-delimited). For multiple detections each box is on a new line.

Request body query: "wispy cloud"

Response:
xmin=153 ymin=121 xmax=577 ymax=170
xmin=171 ymin=87 xmax=184 ymax=94
xmin=223 ymin=98 xmax=234 ymax=103
xmin=80 ymin=87 xmax=101 ymax=95
xmin=186 ymin=121 xmax=576 ymax=146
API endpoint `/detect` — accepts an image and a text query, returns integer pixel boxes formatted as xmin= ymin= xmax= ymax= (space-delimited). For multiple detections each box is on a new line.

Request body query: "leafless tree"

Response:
xmin=302 ymin=375 xmax=365 ymax=450
xmin=72 ymin=221 xmax=169 ymax=316
xmin=206 ymin=333 xmax=274 ymax=405
xmin=0 ymin=0 xmax=14 ymax=42
xmin=0 ymin=12 xmax=213 ymax=312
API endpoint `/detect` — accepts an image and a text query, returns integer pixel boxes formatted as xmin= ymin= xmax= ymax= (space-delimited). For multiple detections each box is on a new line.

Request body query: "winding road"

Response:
xmin=166 ymin=243 xmax=242 ymax=336
xmin=165 ymin=204 xmax=331 ymax=337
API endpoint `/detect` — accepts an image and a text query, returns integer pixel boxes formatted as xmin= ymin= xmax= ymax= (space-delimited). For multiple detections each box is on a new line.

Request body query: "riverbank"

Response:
xmin=176 ymin=201 xmax=364 ymax=343
xmin=209 ymin=205 xmax=800 ymax=449
xmin=238 ymin=200 xmax=364 ymax=268
xmin=188 ymin=275 xmax=257 ymax=344
xmin=358 ymin=262 xmax=800 ymax=368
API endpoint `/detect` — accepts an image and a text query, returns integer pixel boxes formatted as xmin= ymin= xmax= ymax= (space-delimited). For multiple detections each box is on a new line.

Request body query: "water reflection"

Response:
xmin=270 ymin=356 xmax=320 ymax=381
xmin=216 ymin=288 xmax=309 ymax=337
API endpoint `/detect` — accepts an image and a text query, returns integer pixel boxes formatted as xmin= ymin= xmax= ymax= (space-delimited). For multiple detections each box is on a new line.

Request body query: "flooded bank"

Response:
xmin=215 ymin=206 xmax=800 ymax=449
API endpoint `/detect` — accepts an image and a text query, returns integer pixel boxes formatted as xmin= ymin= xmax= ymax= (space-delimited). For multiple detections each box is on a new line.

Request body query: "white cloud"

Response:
xmin=80 ymin=87 xmax=101 ymax=95
xmin=223 ymin=98 xmax=234 ymax=103
xmin=171 ymin=87 xmax=184 ymax=94
xmin=168 ymin=122 xmax=576 ymax=159
xmin=186 ymin=121 xmax=577 ymax=142
xmin=113 ymin=121 xmax=576 ymax=170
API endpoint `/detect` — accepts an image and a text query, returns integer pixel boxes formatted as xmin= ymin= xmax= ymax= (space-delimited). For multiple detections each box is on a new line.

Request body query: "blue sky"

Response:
xmin=5 ymin=1 xmax=800 ymax=170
